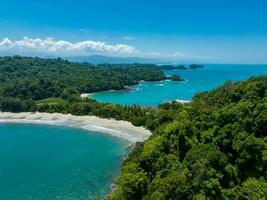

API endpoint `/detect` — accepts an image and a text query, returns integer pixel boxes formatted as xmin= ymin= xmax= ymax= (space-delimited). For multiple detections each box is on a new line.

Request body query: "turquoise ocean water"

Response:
xmin=0 ymin=123 xmax=128 ymax=200
xmin=1 ymin=64 xmax=267 ymax=200
xmin=91 ymin=64 xmax=267 ymax=106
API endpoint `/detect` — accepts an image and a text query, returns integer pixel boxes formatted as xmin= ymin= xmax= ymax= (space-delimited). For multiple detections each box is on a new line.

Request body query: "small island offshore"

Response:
xmin=0 ymin=56 xmax=266 ymax=199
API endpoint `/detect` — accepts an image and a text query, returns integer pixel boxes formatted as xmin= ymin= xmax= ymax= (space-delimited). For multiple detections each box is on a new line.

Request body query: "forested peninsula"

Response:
xmin=0 ymin=56 xmax=174 ymax=101
xmin=0 ymin=56 xmax=266 ymax=199
xmin=107 ymin=75 xmax=267 ymax=200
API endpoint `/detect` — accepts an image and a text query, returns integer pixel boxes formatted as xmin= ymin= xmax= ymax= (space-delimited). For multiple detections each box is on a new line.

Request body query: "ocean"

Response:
xmin=0 ymin=123 xmax=128 ymax=200
xmin=1 ymin=64 xmax=267 ymax=199
xmin=91 ymin=64 xmax=267 ymax=106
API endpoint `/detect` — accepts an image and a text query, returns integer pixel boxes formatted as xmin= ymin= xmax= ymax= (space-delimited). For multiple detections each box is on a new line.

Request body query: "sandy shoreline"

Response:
xmin=0 ymin=112 xmax=151 ymax=143
xmin=175 ymin=99 xmax=191 ymax=104
xmin=80 ymin=93 xmax=94 ymax=98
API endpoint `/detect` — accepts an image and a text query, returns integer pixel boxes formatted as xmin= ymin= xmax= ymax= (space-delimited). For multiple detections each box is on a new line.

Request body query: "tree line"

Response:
xmin=0 ymin=56 xmax=266 ymax=199
xmin=107 ymin=75 xmax=267 ymax=200
xmin=0 ymin=56 xmax=175 ymax=101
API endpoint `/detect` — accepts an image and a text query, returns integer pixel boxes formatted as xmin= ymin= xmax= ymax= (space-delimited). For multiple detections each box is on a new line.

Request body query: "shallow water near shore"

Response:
xmin=0 ymin=123 xmax=129 ymax=200
xmin=91 ymin=64 xmax=267 ymax=106
xmin=1 ymin=64 xmax=267 ymax=200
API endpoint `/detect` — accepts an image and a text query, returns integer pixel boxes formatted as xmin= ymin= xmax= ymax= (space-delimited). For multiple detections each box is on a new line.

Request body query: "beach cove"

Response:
xmin=0 ymin=112 xmax=151 ymax=199
xmin=0 ymin=112 xmax=151 ymax=143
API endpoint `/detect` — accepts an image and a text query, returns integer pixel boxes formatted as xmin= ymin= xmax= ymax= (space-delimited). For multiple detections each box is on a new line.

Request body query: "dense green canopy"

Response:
xmin=0 ymin=56 xmax=169 ymax=101
xmin=108 ymin=76 xmax=267 ymax=200
xmin=0 ymin=56 xmax=266 ymax=199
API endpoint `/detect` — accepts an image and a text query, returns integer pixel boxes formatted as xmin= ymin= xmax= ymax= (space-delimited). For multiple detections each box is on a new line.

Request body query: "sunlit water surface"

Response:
xmin=92 ymin=64 xmax=267 ymax=106
xmin=0 ymin=123 xmax=128 ymax=200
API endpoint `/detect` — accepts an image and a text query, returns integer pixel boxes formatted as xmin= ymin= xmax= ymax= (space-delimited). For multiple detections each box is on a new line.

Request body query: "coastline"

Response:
xmin=175 ymin=99 xmax=191 ymax=104
xmin=80 ymin=77 xmax=182 ymax=99
xmin=0 ymin=112 xmax=151 ymax=143
xmin=80 ymin=93 xmax=94 ymax=98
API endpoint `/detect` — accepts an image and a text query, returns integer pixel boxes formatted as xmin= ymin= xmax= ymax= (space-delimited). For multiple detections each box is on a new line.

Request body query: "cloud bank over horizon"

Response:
xmin=0 ymin=37 xmax=138 ymax=56
xmin=0 ymin=37 xmax=197 ymax=61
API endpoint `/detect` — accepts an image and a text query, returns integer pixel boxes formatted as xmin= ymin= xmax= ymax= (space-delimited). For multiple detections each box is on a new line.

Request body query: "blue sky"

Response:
xmin=0 ymin=0 xmax=267 ymax=63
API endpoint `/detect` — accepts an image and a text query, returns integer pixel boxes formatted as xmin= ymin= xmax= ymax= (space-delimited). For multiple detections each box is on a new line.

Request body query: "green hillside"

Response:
xmin=108 ymin=75 xmax=267 ymax=200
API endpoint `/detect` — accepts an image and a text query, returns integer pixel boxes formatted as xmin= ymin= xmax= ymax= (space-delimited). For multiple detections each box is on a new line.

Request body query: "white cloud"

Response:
xmin=0 ymin=37 xmax=138 ymax=56
xmin=0 ymin=37 xmax=202 ymax=61
xmin=0 ymin=37 xmax=12 ymax=47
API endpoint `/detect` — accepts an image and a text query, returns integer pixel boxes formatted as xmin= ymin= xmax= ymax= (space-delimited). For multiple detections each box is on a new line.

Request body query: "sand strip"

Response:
xmin=80 ymin=93 xmax=93 ymax=98
xmin=0 ymin=112 xmax=151 ymax=143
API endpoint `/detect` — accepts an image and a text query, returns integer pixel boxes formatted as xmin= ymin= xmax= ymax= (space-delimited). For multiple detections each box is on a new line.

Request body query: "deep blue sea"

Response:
xmin=91 ymin=64 xmax=267 ymax=106
xmin=0 ymin=123 xmax=128 ymax=200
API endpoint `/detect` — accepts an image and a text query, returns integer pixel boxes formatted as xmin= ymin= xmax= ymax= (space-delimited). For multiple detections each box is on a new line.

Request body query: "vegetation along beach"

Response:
xmin=0 ymin=0 xmax=267 ymax=199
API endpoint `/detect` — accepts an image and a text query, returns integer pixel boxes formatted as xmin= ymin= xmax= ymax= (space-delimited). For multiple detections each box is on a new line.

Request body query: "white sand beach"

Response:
xmin=80 ymin=93 xmax=93 ymax=98
xmin=175 ymin=99 xmax=191 ymax=104
xmin=0 ymin=112 xmax=151 ymax=143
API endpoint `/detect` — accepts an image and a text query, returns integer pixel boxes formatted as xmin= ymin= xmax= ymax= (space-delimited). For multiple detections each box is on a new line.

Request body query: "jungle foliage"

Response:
xmin=0 ymin=56 xmax=169 ymax=101
xmin=0 ymin=56 xmax=266 ymax=199
xmin=107 ymin=76 xmax=267 ymax=200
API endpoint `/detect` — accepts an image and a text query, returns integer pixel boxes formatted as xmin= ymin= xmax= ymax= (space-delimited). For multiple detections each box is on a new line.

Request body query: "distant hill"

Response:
xmin=65 ymin=55 xmax=164 ymax=64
